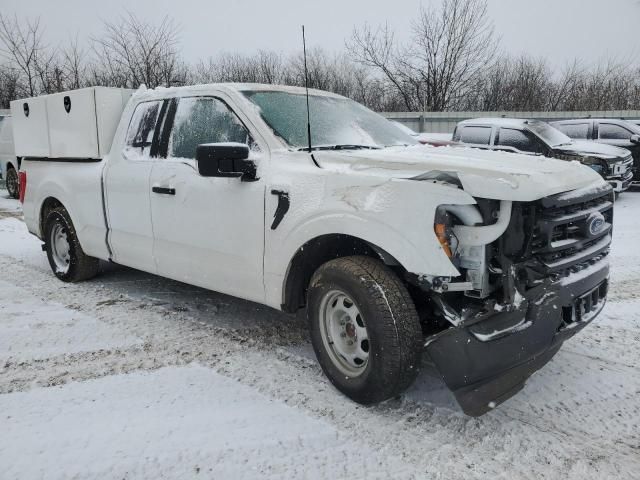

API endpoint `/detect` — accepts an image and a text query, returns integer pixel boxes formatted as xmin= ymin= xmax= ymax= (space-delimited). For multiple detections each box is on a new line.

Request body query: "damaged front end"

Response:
xmin=416 ymin=184 xmax=613 ymax=416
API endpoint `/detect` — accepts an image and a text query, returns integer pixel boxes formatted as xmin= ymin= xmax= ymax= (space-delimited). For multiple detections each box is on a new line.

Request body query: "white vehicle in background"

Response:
xmin=390 ymin=121 xmax=456 ymax=147
xmin=13 ymin=85 xmax=613 ymax=416
xmin=0 ymin=111 xmax=19 ymax=199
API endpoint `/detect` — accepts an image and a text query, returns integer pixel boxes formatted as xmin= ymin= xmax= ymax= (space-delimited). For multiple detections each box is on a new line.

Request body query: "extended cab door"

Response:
xmin=103 ymin=99 xmax=166 ymax=273
xmin=149 ymin=96 xmax=266 ymax=302
xmin=596 ymin=121 xmax=636 ymax=149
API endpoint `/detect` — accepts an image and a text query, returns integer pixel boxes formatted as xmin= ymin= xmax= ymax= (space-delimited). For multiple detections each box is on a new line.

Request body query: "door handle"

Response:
xmin=152 ymin=186 xmax=176 ymax=195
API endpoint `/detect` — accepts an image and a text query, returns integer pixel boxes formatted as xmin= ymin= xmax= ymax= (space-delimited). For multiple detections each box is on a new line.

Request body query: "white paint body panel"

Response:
xmin=11 ymin=87 xmax=132 ymax=159
xmin=20 ymin=159 xmax=109 ymax=261
xmin=150 ymin=158 xmax=266 ymax=302
xmin=101 ymin=96 xmax=157 ymax=274
xmin=20 ymin=83 xmax=608 ymax=312
xmin=0 ymin=114 xmax=16 ymax=179
xmin=10 ymin=96 xmax=49 ymax=158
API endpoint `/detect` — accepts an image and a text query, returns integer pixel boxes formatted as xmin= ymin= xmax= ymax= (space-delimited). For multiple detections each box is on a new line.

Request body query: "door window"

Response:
xmin=557 ymin=123 xmax=589 ymax=139
xmin=497 ymin=128 xmax=544 ymax=154
xmin=599 ymin=123 xmax=632 ymax=140
xmin=455 ymin=126 xmax=492 ymax=145
xmin=123 ymin=101 xmax=163 ymax=158
xmin=168 ymin=97 xmax=254 ymax=160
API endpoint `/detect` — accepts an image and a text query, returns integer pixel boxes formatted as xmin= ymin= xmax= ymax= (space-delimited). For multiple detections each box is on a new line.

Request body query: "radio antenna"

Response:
xmin=302 ymin=25 xmax=312 ymax=153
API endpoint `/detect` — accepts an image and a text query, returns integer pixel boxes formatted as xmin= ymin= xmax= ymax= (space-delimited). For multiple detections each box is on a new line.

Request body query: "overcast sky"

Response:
xmin=3 ymin=0 xmax=638 ymax=67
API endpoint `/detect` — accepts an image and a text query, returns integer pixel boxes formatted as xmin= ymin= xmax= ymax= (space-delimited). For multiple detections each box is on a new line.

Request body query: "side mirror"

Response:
xmin=630 ymin=134 xmax=640 ymax=144
xmin=196 ymin=143 xmax=257 ymax=181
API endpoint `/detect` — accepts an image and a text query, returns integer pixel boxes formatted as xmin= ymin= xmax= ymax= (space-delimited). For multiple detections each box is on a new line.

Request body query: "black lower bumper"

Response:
xmin=425 ymin=260 xmax=609 ymax=416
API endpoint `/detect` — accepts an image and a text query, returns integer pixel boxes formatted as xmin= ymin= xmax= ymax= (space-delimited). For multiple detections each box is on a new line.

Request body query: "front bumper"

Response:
xmin=607 ymin=169 xmax=633 ymax=193
xmin=425 ymin=259 xmax=609 ymax=416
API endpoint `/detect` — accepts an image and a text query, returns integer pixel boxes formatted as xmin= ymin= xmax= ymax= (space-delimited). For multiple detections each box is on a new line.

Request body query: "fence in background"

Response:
xmin=383 ymin=110 xmax=640 ymax=133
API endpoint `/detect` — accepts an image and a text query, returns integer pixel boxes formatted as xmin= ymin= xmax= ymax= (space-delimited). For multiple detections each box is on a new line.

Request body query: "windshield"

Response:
xmin=526 ymin=120 xmax=571 ymax=147
xmin=243 ymin=90 xmax=417 ymax=149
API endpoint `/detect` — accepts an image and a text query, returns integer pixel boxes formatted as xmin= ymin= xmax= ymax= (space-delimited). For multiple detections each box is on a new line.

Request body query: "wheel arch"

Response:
xmin=39 ymin=196 xmax=66 ymax=239
xmin=281 ymin=233 xmax=405 ymax=313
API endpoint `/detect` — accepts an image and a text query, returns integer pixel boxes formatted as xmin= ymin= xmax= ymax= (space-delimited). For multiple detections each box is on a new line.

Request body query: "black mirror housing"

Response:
xmin=630 ymin=134 xmax=640 ymax=145
xmin=196 ymin=143 xmax=257 ymax=181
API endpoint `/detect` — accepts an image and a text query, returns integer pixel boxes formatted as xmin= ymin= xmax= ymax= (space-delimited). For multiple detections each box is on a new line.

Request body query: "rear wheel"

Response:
xmin=307 ymin=256 xmax=423 ymax=404
xmin=5 ymin=167 xmax=18 ymax=199
xmin=44 ymin=207 xmax=99 ymax=282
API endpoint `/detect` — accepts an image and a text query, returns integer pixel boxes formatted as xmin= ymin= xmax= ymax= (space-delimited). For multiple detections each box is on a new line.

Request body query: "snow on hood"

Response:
xmin=556 ymin=140 xmax=630 ymax=160
xmin=314 ymin=145 xmax=605 ymax=202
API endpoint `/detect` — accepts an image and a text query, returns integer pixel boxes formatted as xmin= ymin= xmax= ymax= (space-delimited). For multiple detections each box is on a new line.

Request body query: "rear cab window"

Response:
xmin=454 ymin=125 xmax=492 ymax=145
xmin=557 ymin=123 xmax=590 ymax=140
xmin=123 ymin=100 xmax=164 ymax=160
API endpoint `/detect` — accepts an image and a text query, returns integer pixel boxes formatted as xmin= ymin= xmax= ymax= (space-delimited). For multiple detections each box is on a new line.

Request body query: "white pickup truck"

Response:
xmin=13 ymin=84 xmax=613 ymax=416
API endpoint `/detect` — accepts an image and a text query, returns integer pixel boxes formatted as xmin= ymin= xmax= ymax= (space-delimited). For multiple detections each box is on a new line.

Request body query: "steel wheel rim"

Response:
xmin=50 ymin=222 xmax=71 ymax=274
xmin=319 ymin=289 xmax=370 ymax=377
xmin=6 ymin=169 xmax=17 ymax=196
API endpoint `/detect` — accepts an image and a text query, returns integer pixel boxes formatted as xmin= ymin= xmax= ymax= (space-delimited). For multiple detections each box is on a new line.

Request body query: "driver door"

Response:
xmin=149 ymin=96 xmax=266 ymax=302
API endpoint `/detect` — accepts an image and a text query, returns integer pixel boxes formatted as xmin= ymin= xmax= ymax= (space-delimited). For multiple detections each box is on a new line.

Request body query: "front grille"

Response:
xmin=609 ymin=155 xmax=633 ymax=177
xmin=530 ymin=184 xmax=613 ymax=276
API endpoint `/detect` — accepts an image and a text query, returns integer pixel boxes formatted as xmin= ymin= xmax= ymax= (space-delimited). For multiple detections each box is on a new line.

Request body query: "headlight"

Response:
xmin=579 ymin=156 xmax=607 ymax=174
xmin=434 ymin=208 xmax=456 ymax=258
xmin=434 ymin=222 xmax=453 ymax=257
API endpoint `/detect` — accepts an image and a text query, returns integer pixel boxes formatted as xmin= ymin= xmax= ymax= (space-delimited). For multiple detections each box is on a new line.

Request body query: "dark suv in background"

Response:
xmin=551 ymin=118 xmax=640 ymax=186
xmin=452 ymin=118 xmax=633 ymax=193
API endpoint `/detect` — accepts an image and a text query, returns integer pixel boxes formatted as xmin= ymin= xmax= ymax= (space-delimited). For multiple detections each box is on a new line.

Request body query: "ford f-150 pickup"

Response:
xmin=12 ymin=84 xmax=613 ymax=416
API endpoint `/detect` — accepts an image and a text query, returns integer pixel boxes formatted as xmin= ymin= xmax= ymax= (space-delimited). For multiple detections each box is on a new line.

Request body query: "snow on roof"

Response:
xmin=457 ymin=117 xmax=535 ymax=128
xmin=225 ymin=83 xmax=344 ymax=98
xmin=130 ymin=83 xmax=345 ymax=102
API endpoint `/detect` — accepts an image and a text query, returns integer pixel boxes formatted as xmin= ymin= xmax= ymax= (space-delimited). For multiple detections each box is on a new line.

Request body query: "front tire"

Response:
xmin=44 ymin=207 xmax=99 ymax=282
xmin=5 ymin=167 xmax=19 ymax=199
xmin=307 ymin=256 xmax=423 ymax=404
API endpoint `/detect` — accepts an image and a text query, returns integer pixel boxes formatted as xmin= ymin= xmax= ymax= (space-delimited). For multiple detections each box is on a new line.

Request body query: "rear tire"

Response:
xmin=44 ymin=207 xmax=99 ymax=282
xmin=307 ymin=256 xmax=423 ymax=404
xmin=5 ymin=167 xmax=18 ymax=199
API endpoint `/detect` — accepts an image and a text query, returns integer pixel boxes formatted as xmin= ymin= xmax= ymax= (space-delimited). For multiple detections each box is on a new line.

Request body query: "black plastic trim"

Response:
xmin=270 ymin=190 xmax=290 ymax=230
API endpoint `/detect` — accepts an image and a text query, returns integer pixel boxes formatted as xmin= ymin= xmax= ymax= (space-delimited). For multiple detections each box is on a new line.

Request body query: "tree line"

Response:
xmin=1 ymin=0 xmax=639 ymax=112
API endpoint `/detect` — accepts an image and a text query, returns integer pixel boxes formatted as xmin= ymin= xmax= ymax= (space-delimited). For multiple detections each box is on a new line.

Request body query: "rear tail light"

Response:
xmin=18 ymin=171 xmax=26 ymax=203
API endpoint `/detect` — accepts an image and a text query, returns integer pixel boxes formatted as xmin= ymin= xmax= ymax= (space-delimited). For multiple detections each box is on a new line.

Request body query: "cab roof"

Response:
xmin=457 ymin=117 xmax=544 ymax=129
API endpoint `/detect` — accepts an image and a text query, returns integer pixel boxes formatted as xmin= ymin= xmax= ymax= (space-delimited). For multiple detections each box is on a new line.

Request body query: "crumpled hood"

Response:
xmin=314 ymin=145 xmax=605 ymax=202
xmin=555 ymin=140 xmax=630 ymax=160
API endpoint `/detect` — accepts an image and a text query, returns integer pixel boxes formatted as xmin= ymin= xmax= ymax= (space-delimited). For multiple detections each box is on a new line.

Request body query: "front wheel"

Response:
xmin=44 ymin=207 xmax=99 ymax=282
xmin=307 ymin=256 xmax=423 ymax=404
xmin=5 ymin=167 xmax=19 ymax=199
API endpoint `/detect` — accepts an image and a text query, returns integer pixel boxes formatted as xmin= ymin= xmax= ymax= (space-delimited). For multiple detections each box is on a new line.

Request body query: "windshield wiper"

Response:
xmin=297 ymin=144 xmax=382 ymax=152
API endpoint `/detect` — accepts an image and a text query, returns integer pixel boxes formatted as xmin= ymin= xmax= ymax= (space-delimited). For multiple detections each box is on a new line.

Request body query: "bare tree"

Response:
xmin=349 ymin=0 xmax=498 ymax=111
xmin=0 ymin=14 xmax=46 ymax=97
xmin=348 ymin=23 xmax=416 ymax=110
xmin=91 ymin=12 xmax=180 ymax=88
xmin=62 ymin=35 xmax=86 ymax=89
xmin=2 ymin=8 xmax=640 ymax=113
xmin=0 ymin=65 xmax=20 ymax=108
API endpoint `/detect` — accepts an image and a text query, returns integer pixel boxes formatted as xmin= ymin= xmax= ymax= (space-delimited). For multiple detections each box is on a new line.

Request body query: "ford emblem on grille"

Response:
xmin=586 ymin=212 xmax=606 ymax=237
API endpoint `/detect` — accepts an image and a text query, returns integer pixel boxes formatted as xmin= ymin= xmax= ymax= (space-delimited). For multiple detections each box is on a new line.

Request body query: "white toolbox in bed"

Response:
xmin=10 ymin=87 xmax=133 ymax=159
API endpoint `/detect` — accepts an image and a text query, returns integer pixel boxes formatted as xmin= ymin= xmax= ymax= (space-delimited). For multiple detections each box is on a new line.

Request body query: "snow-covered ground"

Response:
xmin=0 ymin=187 xmax=639 ymax=480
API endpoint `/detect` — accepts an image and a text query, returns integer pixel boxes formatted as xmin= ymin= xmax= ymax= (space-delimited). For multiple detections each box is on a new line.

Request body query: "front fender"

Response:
xmin=264 ymin=175 xmax=476 ymax=308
